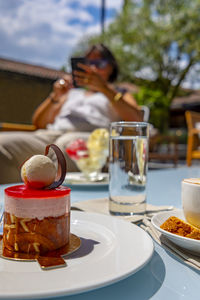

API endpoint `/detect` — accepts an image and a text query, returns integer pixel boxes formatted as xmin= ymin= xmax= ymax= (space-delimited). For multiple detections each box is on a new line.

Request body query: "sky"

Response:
xmin=0 ymin=0 xmax=123 ymax=70
xmin=0 ymin=0 xmax=199 ymax=89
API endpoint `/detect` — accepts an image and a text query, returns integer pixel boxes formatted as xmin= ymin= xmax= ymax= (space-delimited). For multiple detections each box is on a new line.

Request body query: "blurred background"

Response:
xmin=0 ymin=0 xmax=200 ymax=166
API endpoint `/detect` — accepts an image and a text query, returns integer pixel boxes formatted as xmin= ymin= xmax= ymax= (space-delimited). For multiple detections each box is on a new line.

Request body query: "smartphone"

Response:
xmin=71 ymin=57 xmax=86 ymax=88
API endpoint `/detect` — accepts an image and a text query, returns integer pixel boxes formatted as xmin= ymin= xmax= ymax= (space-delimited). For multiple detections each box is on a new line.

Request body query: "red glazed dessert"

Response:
xmin=3 ymin=185 xmax=70 ymax=255
xmin=66 ymin=139 xmax=88 ymax=160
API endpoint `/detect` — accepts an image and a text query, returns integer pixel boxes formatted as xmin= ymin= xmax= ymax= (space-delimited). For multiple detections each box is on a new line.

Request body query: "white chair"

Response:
xmin=140 ymin=105 xmax=150 ymax=122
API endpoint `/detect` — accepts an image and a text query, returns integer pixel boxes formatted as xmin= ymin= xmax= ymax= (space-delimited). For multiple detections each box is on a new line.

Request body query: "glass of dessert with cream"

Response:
xmin=3 ymin=144 xmax=71 ymax=256
xmin=66 ymin=128 xmax=109 ymax=181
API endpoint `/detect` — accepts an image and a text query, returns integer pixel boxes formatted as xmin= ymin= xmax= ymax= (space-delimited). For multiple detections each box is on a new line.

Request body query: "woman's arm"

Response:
xmin=74 ymin=65 xmax=142 ymax=122
xmin=100 ymin=86 xmax=142 ymax=122
xmin=32 ymin=76 xmax=72 ymax=129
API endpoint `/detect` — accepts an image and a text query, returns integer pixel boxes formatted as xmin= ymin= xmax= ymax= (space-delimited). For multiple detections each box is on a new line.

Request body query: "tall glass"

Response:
xmin=109 ymin=122 xmax=149 ymax=215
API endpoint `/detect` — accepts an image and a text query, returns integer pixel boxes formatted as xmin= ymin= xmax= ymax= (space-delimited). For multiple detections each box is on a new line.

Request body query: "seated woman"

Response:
xmin=0 ymin=44 xmax=142 ymax=183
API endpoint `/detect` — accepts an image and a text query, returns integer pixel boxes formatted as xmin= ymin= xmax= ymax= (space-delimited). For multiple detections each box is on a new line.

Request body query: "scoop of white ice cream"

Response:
xmin=87 ymin=128 xmax=109 ymax=152
xmin=21 ymin=155 xmax=56 ymax=189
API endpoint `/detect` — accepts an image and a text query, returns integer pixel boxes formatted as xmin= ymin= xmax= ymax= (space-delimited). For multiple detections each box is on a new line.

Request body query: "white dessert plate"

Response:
xmin=0 ymin=211 xmax=154 ymax=299
xmin=64 ymin=172 xmax=109 ymax=186
xmin=152 ymin=209 xmax=200 ymax=254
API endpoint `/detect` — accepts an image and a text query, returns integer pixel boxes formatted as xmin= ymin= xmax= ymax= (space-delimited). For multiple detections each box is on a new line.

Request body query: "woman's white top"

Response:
xmin=47 ymin=88 xmax=121 ymax=131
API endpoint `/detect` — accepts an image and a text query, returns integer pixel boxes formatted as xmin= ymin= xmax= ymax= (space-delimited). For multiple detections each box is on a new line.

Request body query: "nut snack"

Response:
xmin=160 ymin=216 xmax=200 ymax=240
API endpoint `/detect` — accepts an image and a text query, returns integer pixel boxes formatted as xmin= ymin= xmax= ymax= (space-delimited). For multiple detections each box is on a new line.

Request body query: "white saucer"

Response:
xmin=152 ymin=209 xmax=200 ymax=254
xmin=64 ymin=172 xmax=109 ymax=186
xmin=0 ymin=211 xmax=154 ymax=299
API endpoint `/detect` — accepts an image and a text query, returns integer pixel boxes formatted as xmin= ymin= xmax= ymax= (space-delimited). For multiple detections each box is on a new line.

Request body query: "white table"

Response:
xmin=1 ymin=166 xmax=200 ymax=300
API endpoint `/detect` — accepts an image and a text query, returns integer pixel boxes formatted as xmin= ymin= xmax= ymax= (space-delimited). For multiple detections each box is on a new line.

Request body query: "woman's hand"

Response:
xmin=52 ymin=75 xmax=72 ymax=99
xmin=73 ymin=63 xmax=107 ymax=93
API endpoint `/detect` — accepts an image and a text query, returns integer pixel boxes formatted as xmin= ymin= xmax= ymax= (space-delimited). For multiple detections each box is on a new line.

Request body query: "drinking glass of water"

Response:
xmin=109 ymin=122 xmax=149 ymax=215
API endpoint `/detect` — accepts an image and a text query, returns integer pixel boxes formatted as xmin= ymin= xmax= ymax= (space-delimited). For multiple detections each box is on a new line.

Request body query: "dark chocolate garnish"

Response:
xmin=45 ymin=144 xmax=66 ymax=189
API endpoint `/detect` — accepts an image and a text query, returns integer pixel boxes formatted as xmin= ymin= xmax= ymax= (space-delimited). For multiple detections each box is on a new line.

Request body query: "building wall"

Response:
xmin=0 ymin=71 xmax=54 ymax=124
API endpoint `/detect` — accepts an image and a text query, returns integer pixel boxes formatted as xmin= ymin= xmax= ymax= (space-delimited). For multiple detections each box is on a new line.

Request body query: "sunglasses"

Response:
xmin=86 ymin=59 xmax=109 ymax=69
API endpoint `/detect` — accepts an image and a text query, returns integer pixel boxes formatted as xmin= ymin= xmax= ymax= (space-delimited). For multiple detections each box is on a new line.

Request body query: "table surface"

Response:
xmin=1 ymin=166 xmax=200 ymax=300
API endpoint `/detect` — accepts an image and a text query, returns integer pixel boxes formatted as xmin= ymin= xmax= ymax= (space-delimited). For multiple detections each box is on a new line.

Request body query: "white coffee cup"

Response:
xmin=182 ymin=178 xmax=200 ymax=228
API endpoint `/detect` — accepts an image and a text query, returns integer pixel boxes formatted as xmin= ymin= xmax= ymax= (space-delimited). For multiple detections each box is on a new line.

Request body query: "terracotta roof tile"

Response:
xmin=171 ymin=90 xmax=200 ymax=108
xmin=0 ymin=57 xmax=199 ymax=108
xmin=0 ymin=57 xmax=67 ymax=80
xmin=117 ymin=82 xmax=200 ymax=108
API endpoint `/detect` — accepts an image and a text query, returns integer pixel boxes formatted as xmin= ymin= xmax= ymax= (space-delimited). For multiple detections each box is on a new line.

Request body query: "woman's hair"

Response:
xmin=85 ymin=44 xmax=119 ymax=82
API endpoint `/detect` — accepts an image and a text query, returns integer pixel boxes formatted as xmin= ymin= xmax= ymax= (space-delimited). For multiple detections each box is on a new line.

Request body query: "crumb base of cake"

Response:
xmin=0 ymin=233 xmax=81 ymax=269
xmin=0 ymin=233 xmax=81 ymax=261
xmin=3 ymin=212 xmax=70 ymax=254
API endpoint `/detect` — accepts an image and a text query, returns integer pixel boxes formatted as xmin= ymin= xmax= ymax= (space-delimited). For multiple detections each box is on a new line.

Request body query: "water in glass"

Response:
xmin=109 ymin=134 xmax=148 ymax=215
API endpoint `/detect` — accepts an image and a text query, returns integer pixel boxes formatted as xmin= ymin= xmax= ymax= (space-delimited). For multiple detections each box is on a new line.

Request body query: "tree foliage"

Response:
xmin=134 ymin=87 xmax=170 ymax=132
xmin=78 ymin=0 xmax=200 ymax=102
